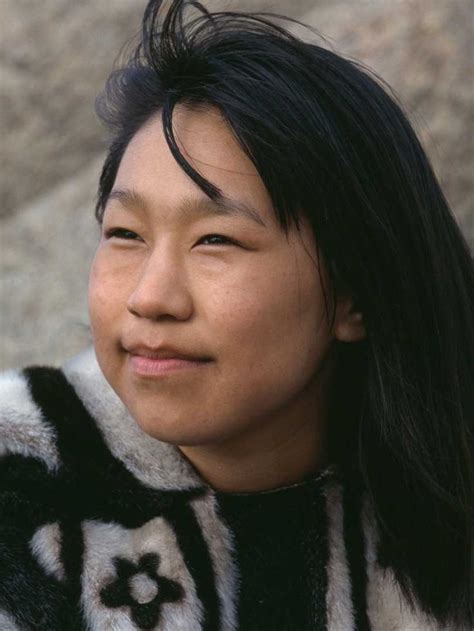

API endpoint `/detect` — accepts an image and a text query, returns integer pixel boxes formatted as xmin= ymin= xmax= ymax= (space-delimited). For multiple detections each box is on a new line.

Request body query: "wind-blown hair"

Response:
xmin=95 ymin=0 xmax=473 ymax=626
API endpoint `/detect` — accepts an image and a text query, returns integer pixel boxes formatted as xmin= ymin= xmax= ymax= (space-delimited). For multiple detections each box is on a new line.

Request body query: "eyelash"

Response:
xmin=104 ymin=228 xmax=138 ymax=240
xmin=103 ymin=228 xmax=236 ymax=247
xmin=198 ymin=234 xmax=236 ymax=246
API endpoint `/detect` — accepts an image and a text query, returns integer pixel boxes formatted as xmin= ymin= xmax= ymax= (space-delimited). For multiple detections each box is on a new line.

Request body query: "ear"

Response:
xmin=333 ymin=294 xmax=366 ymax=342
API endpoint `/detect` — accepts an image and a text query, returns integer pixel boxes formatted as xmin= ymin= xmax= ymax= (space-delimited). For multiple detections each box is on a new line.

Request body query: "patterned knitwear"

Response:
xmin=0 ymin=347 xmax=447 ymax=630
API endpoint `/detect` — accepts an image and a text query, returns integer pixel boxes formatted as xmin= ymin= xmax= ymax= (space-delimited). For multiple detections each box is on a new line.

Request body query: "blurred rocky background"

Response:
xmin=1 ymin=0 xmax=473 ymax=370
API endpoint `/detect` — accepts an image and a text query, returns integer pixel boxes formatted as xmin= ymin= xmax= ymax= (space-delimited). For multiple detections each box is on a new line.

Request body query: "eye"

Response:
xmin=197 ymin=234 xmax=237 ymax=246
xmin=104 ymin=227 xmax=140 ymax=241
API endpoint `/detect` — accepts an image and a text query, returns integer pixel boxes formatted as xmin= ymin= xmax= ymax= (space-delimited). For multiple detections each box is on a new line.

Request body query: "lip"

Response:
xmin=129 ymin=355 xmax=212 ymax=377
xmin=123 ymin=342 xmax=213 ymax=377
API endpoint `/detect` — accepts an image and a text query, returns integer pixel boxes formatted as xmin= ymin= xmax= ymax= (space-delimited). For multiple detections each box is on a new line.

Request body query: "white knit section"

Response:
xmin=324 ymin=480 xmax=355 ymax=631
xmin=81 ymin=518 xmax=203 ymax=630
xmin=29 ymin=522 xmax=65 ymax=582
xmin=190 ymin=492 xmax=240 ymax=631
xmin=0 ymin=610 xmax=22 ymax=631
xmin=129 ymin=574 xmax=159 ymax=604
xmin=0 ymin=368 xmax=60 ymax=471
xmin=62 ymin=347 xmax=202 ymax=491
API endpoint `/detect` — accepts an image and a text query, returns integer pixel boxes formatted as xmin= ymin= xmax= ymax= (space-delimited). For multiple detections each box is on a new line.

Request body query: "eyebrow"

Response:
xmin=104 ymin=188 xmax=267 ymax=228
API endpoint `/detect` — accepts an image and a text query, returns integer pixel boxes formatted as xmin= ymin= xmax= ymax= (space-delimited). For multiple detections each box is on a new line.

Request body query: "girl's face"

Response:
xmin=88 ymin=106 xmax=359 ymax=449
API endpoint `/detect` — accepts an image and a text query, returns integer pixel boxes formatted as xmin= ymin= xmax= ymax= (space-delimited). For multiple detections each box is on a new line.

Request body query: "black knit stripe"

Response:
xmin=58 ymin=518 xmax=86 ymax=631
xmin=0 ymin=527 xmax=79 ymax=631
xmin=23 ymin=366 xmax=91 ymax=630
xmin=163 ymin=502 xmax=221 ymax=631
xmin=342 ymin=481 xmax=371 ymax=631
xmin=23 ymin=366 xmax=121 ymax=479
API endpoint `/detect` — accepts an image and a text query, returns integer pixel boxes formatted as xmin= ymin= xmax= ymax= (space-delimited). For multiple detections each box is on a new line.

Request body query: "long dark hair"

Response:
xmin=94 ymin=0 xmax=473 ymax=626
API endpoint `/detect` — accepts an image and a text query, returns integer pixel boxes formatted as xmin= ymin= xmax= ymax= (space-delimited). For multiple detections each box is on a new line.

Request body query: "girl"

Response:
xmin=1 ymin=1 xmax=472 ymax=629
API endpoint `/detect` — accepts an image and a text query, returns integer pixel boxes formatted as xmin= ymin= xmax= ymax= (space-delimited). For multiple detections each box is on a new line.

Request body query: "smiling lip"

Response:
xmin=124 ymin=342 xmax=213 ymax=376
xmin=129 ymin=355 xmax=211 ymax=376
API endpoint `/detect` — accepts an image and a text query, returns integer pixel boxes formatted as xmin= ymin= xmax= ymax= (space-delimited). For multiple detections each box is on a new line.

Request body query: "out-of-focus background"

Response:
xmin=1 ymin=0 xmax=473 ymax=370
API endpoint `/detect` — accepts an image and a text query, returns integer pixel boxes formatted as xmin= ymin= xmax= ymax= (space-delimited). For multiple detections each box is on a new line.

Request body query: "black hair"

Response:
xmin=95 ymin=0 xmax=474 ymax=626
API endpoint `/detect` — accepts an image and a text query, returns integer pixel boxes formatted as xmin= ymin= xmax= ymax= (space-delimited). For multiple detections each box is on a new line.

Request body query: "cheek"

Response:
xmin=212 ymin=259 xmax=329 ymax=385
xmin=88 ymin=252 xmax=128 ymax=337
xmin=187 ymin=265 xmax=332 ymax=441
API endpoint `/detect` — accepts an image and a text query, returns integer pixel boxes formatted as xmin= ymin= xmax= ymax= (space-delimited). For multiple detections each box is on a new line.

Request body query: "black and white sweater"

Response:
xmin=0 ymin=347 xmax=445 ymax=630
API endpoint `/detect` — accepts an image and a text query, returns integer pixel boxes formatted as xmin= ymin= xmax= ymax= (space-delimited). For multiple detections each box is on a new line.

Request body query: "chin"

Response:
xmin=130 ymin=411 xmax=214 ymax=446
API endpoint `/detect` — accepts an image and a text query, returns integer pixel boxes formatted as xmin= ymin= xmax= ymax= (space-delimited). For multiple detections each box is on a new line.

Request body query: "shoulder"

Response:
xmin=322 ymin=475 xmax=454 ymax=631
xmin=0 ymin=362 xmax=61 ymax=472
xmin=361 ymin=493 xmax=461 ymax=631
xmin=0 ymin=348 xmax=124 ymax=482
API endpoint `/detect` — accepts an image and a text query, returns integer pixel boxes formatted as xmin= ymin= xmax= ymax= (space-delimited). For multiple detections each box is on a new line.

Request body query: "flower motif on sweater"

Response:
xmin=100 ymin=552 xmax=184 ymax=629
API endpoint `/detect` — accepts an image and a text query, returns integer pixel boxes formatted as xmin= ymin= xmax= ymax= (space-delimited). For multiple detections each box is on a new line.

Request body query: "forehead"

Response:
xmin=112 ymin=105 xmax=278 ymax=228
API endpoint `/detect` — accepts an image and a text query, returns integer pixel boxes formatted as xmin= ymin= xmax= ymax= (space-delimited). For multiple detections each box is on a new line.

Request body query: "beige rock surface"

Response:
xmin=1 ymin=156 xmax=102 ymax=370
xmin=1 ymin=0 xmax=145 ymax=216
xmin=1 ymin=0 xmax=473 ymax=370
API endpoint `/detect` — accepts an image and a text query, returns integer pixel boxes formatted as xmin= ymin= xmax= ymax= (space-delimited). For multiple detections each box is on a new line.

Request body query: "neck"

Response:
xmin=180 ymin=417 xmax=328 ymax=494
xmin=178 ymin=350 xmax=335 ymax=494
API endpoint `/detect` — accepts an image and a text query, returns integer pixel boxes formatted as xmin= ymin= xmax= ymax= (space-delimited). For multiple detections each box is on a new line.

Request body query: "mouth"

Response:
xmin=125 ymin=346 xmax=213 ymax=377
xmin=128 ymin=353 xmax=213 ymax=377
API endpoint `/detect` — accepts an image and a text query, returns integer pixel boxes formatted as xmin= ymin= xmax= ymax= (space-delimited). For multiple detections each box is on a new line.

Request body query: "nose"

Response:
xmin=126 ymin=249 xmax=193 ymax=321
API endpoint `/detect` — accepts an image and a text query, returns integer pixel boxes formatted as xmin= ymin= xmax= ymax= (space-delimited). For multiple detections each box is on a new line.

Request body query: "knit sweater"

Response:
xmin=0 ymin=347 xmax=446 ymax=630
